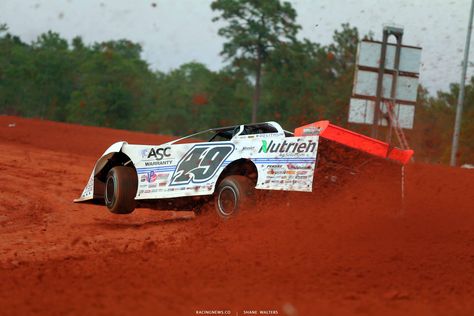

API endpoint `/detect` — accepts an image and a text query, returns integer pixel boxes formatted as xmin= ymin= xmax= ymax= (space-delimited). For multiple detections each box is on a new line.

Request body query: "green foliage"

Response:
xmin=418 ymin=79 xmax=474 ymax=164
xmin=66 ymin=39 xmax=154 ymax=129
xmin=211 ymin=0 xmax=301 ymax=122
xmin=402 ymin=80 xmax=474 ymax=165
xmin=0 ymin=34 xmax=35 ymax=116
xmin=32 ymin=31 xmax=73 ymax=120
xmin=261 ymin=24 xmax=360 ymax=128
xmin=211 ymin=0 xmax=300 ymax=66
xmin=148 ymin=63 xmax=252 ymax=135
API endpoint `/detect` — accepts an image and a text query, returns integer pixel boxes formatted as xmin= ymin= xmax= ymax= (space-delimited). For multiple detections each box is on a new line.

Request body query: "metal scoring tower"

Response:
xmin=348 ymin=25 xmax=422 ymax=150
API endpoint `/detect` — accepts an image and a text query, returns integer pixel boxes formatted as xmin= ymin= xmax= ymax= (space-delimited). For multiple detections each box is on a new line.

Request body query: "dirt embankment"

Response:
xmin=0 ymin=115 xmax=473 ymax=316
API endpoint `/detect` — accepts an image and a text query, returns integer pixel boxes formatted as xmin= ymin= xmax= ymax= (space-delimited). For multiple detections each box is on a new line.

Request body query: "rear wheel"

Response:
xmin=214 ymin=175 xmax=255 ymax=219
xmin=105 ymin=166 xmax=137 ymax=214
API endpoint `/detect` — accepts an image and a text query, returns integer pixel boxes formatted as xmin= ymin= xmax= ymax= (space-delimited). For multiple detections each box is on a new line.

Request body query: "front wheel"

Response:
xmin=214 ymin=175 xmax=255 ymax=219
xmin=105 ymin=166 xmax=137 ymax=214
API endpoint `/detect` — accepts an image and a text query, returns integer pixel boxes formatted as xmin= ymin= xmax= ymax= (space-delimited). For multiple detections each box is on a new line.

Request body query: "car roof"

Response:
xmin=209 ymin=121 xmax=283 ymax=132
xmin=165 ymin=121 xmax=284 ymax=145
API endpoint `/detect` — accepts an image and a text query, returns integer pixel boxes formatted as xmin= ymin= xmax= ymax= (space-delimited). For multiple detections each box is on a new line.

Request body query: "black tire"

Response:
xmin=214 ymin=175 xmax=255 ymax=219
xmin=104 ymin=166 xmax=137 ymax=214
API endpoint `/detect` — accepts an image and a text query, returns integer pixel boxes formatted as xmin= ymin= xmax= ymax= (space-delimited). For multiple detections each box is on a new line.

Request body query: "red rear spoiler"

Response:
xmin=294 ymin=120 xmax=413 ymax=164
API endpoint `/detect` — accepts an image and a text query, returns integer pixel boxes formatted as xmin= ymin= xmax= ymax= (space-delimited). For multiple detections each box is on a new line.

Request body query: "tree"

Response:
xmin=324 ymin=24 xmax=360 ymax=124
xmin=261 ymin=39 xmax=325 ymax=127
xmin=66 ymin=39 xmax=155 ymax=129
xmin=261 ymin=24 xmax=361 ymax=129
xmin=32 ymin=31 xmax=73 ymax=120
xmin=146 ymin=62 xmax=252 ymax=135
xmin=0 ymin=30 xmax=38 ymax=116
xmin=211 ymin=0 xmax=300 ymax=123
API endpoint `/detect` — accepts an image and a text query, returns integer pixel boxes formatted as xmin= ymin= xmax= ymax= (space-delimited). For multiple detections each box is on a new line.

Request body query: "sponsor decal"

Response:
xmin=140 ymin=175 xmax=147 ymax=182
xmin=295 ymin=175 xmax=309 ymax=180
xmin=267 ymin=170 xmax=286 ymax=175
xmin=302 ymin=127 xmax=320 ymax=135
xmin=148 ymin=183 xmax=157 ymax=188
xmin=81 ymin=174 xmax=94 ymax=198
xmin=170 ymin=144 xmax=234 ymax=186
xmin=146 ymin=171 xmax=157 ymax=183
xmin=266 ymin=164 xmax=283 ymax=168
xmin=241 ymin=146 xmax=255 ymax=151
xmin=287 ymin=163 xmax=312 ymax=170
xmin=142 ymin=147 xmax=171 ymax=160
xmin=255 ymin=133 xmax=280 ymax=138
xmin=148 ymin=147 xmax=171 ymax=160
xmin=259 ymin=139 xmax=317 ymax=154
xmin=144 ymin=160 xmax=173 ymax=166
xmin=140 ymin=149 xmax=149 ymax=159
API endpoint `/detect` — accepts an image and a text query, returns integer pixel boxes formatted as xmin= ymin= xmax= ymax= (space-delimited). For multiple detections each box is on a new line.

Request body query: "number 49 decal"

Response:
xmin=170 ymin=144 xmax=235 ymax=186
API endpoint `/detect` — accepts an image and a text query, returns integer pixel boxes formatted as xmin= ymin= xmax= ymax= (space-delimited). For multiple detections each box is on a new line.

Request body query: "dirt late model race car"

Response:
xmin=75 ymin=120 xmax=413 ymax=218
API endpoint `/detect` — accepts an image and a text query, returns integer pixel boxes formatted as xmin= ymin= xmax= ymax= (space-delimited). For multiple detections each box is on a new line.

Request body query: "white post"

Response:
xmin=401 ymin=165 xmax=405 ymax=214
xmin=451 ymin=0 xmax=474 ymax=166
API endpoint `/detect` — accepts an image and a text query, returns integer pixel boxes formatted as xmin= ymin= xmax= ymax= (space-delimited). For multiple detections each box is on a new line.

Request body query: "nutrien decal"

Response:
xmin=259 ymin=139 xmax=317 ymax=154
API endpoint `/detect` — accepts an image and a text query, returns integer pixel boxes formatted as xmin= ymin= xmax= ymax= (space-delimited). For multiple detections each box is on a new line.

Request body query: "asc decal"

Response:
xmin=170 ymin=144 xmax=234 ymax=186
xmin=142 ymin=147 xmax=171 ymax=160
xmin=259 ymin=140 xmax=317 ymax=154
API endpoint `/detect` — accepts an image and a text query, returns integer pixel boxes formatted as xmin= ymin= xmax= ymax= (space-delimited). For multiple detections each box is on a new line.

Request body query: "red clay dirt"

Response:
xmin=0 ymin=115 xmax=473 ymax=316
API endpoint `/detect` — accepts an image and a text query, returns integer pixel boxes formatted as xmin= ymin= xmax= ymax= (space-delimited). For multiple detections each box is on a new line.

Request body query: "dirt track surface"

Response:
xmin=0 ymin=116 xmax=473 ymax=316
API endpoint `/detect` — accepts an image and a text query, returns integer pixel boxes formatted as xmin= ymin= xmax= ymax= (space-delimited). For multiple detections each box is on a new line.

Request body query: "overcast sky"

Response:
xmin=0 ymin=0 xmax=472 ymax=94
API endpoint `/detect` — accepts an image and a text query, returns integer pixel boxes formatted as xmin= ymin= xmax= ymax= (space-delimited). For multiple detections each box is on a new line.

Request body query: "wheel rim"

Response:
xmin=218 ymin=186 xmax=237 ymax=216
xmin=105 ymin=176 xmax=116 ymax=207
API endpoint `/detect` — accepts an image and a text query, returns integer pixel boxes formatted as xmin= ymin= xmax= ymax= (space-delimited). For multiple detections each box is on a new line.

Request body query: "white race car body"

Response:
xmin=75 ymin=121 xmax=319 ymax=203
